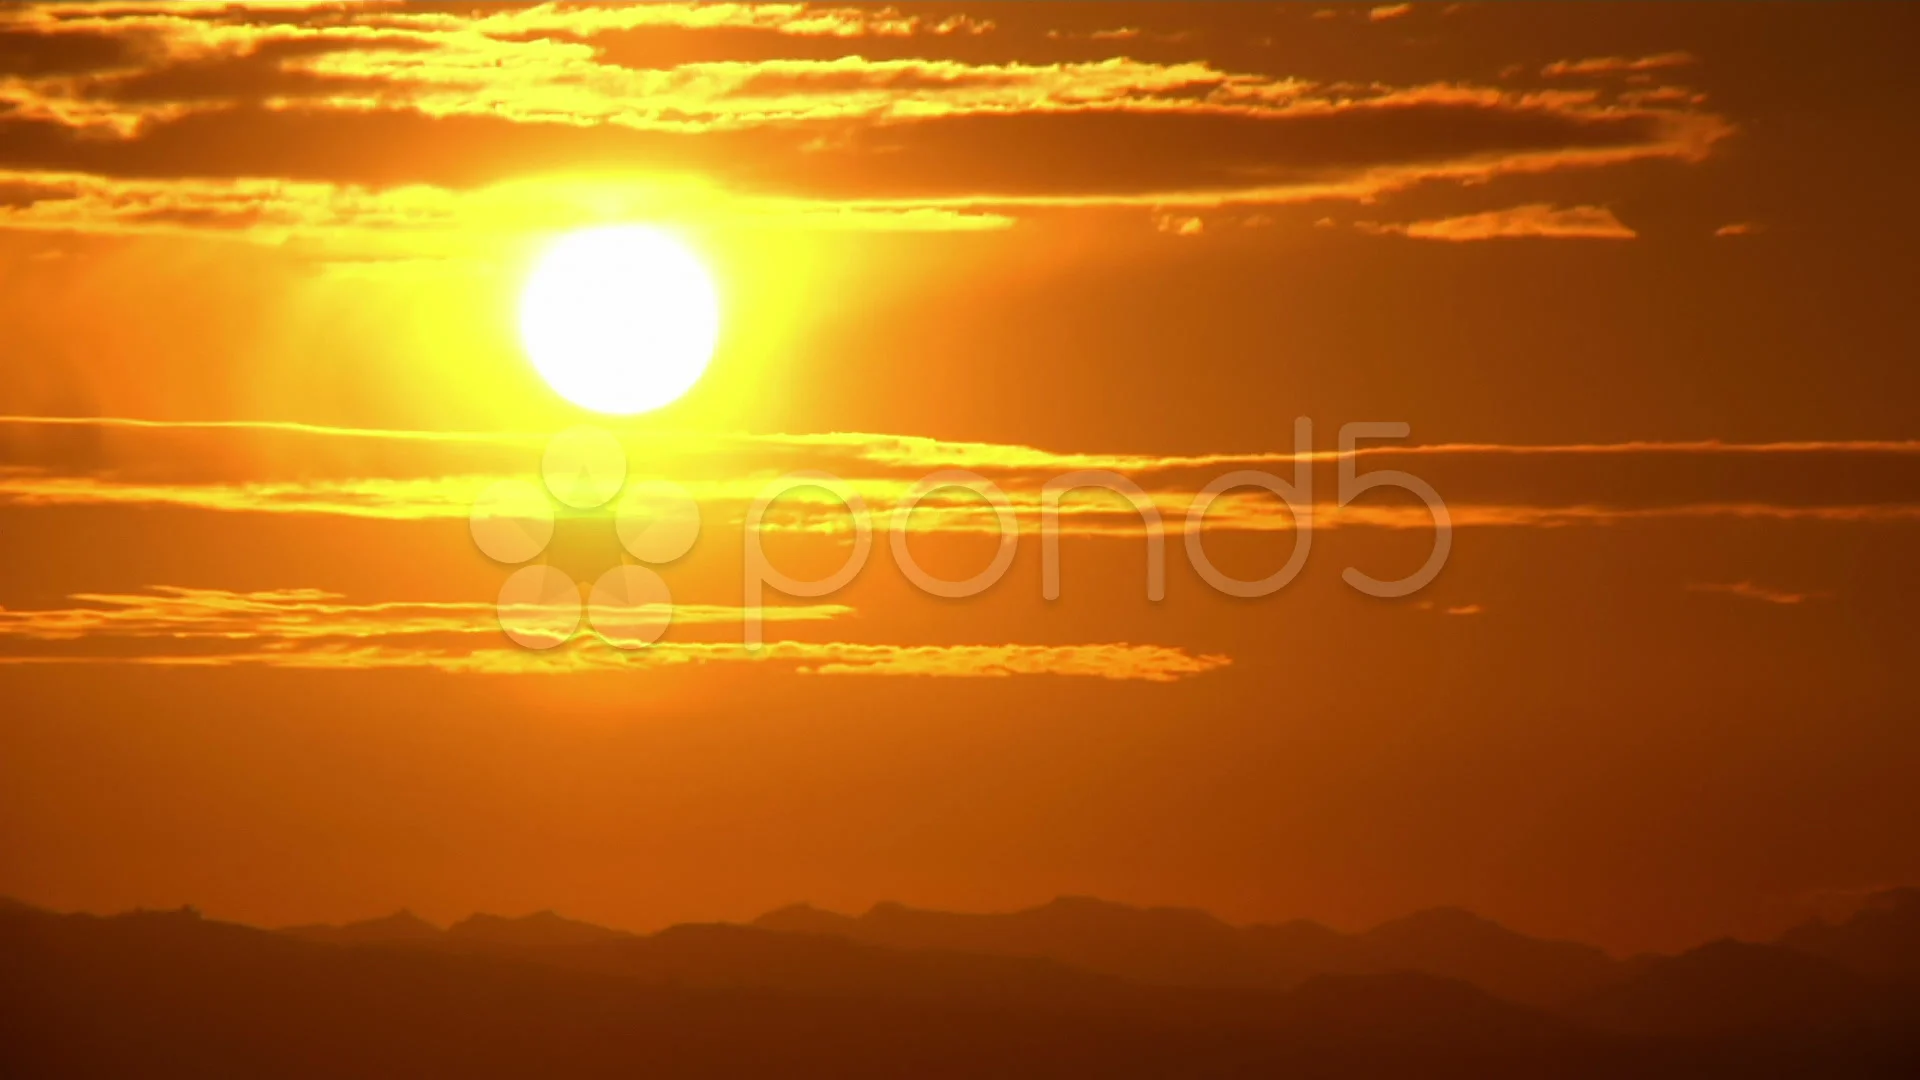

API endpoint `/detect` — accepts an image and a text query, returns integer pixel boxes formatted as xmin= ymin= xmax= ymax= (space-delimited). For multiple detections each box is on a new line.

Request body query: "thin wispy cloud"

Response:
xmin=0 ymin=586 xmax=849 ymax=642
xmin=1685 ymin=581 xmax=1831 ymax=606
xmin=0 ymin=2 xmax=1732 ymax=241
xmin=1415 ymin=601 xmax=1486 ymax=616
xmin=1357 ymin=204 xmax=1635 ymax=241
xmin=0 ymin=588 xmax=1229 ymax=684
xmin=4 ymin=471 xmax=1918 ymax=534
xmin=2 ymin=417 xmax=1917 ymax=532
xmin=1540 ymin=52 xmax=1699 ymax=78
xmin=9 ymin=415 xmax=1919 ymax=467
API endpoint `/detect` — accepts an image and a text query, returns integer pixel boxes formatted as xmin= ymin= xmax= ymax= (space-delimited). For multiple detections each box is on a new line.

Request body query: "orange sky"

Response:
xmin=1 ymin=1 xmax=1917 ymax=955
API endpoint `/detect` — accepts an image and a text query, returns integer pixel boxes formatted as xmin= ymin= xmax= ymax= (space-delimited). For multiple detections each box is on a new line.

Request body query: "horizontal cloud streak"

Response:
xmin=1540 ymin=53 xmax=1698 ymax=78
xmin=2 ymin=418 xmax=1918 ymax=534
xmin=1685 ymin=581 xmax=1830 ymax=606
xmin=0 ymin=584 xmax=1227 ymax=681
xmin=0 ymin=2 xmax=1731 ymax=238
xmin=4 ymin=476 xmax=1917 ymax=534
xmin=0 ymin=586 xmax=848 ymax=642
xmin=8 ymin=415 xmax=1918 ymax=469
xmin=0 ymin=170 xmax=1017 ymax=241
xmin=1356 ymin=203 xmax=1635 ymax=241
xmin=0 ymin=641 xmax=1233 ymax=682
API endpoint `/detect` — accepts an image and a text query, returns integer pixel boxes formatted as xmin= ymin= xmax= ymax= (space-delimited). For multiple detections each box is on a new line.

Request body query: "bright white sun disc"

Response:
xmin=519 ymin=225 xmax=720 ymax=415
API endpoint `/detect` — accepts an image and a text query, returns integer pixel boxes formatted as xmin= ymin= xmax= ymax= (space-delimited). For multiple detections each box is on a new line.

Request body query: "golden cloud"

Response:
xmin=0 ymin=584 xmax=1228 ymax=682
xmin=2 ymin=417 xmax=1918 ymax=534
xmin=0 ymin=585 xmax=850 ymax=642
xmin=1540 ymin=52 xmax=1698 ymax=78
xmin=1356 ymin=203 xmax=1635 ymax=241
xmin=0 ymin=3 xmax=1733 ymax=238
xmin=1684 ymin=581 xmax=1830 ymax=606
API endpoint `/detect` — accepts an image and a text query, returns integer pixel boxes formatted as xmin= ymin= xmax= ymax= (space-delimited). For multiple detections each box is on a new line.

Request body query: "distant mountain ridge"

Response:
xmin=282 ymin=908 xmax=634 ymax=949
xmin=1569 ymin=938 xmax=1916 ymax=1037
xmin=755 ymin=895 xmax=1618 ymax=1007
xmin=449 ymin=909 xmax=634 ymax=949
xmin=283 ymin=909 xmax=443 ymax=945
xmin=3 ymin=896 xmax=1917 ymax=1077
xmin=1778 ymin=886 xmax=1920 ymax=979
xmin=264 ymin=886 xmax=1920 ymax=1013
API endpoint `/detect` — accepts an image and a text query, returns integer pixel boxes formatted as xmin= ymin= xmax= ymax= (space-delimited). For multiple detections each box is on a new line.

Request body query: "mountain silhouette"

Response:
xmin=1569 ymin=938 xmax=1917 ymax=1037
xmin=1240 ymin=917 xmax=1373 ymax=979
xmin=757 ymin=896 xmax=1616 ymax=1006
xmin=283 ymin=909 xmax=444 ymax=945
xmin=6 ymin=896 xmax=1918 ymax=1077
xmin=446 ymin=910 xmax=633 ymax=950
xmin=1281 ymin=970 xmax=1579 ymax=1045
xmin=1779 ymin=887 xmax=1920 ymax=979
xmin=762 ymin=896 xmax=1275 ymax=988
xmin=1358 ymin=905 xmax=1618 ymax=1006
xmin=0 ymin=899 xmax=1600 ymax=1078
xmin=512 ymin=921 xmax=1139 ymax=1005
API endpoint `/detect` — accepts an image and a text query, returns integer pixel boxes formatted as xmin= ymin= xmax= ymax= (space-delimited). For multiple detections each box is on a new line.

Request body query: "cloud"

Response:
xmin=1541 ymin=52 xmax=1698 ymax=78
xmin=0 ymin=10 xmax=1635 ymax=139
xmin=1155 ymin=213 xmax=1204 ymax=236
xmin=1356 ymin=203 xmax=1635 ymax=240
xmin=1416 ymin=601 xmax=1485 ymax=615
xmin=0 ymin=642 xmax=1221 ymax=678
xmin=3 ymin=417 xmax=1919 ymax=534
xmin=12 ymin=470 xmax=1914 ymax=533
xmin=1618 ymin=87 xmax=1704 ymax=108
xmin=0 ymin=586 xmax=1228 ymax=682
xmin=0 ymin=585 xmax=850 ymax=643
xmin=0 ymin=2 xmax=1732 ymax=238
xmin=0 ymin=473 xmax=502 ymax=520
xmin=0 ymin=80 xmax=1724 ymax=196
xmin=11 ymin=414 xmax=1916 ymax=463
xmin=0 ymin=22 xmax=142 ymax=76
xmin=1369 ymin=5 xmax=1414 ymax=23
xmin=1714 ymin=221 xmax=1760 ymax=237
xmin=8 ymin=2 xmax=985 ymax=50
xmin=786 ymin=642 xmax=1229 ymax=681
xmin=1685 ymin=581 xmax=1830 ymax=606
xmin=0 ymin=169 xmax=1015 ymax=245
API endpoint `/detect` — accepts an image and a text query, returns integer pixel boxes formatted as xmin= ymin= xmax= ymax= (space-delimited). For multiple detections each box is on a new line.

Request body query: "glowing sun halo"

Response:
xmin=518 ymin=225 xmax=720 ymax=415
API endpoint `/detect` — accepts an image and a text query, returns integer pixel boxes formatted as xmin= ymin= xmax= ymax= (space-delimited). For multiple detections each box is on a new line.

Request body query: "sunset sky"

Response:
xmin=1 ymin=1 xmax=1916 ymax=956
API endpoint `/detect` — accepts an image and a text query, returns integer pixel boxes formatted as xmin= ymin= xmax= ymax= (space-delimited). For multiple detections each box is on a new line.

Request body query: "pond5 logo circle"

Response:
xmin=468 ymin=426 xmax=700 ymax=650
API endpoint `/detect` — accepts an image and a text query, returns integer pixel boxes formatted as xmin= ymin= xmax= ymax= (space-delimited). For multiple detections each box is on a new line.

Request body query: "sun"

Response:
xmin=518 ymin=225 xmax=721 ymax=415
